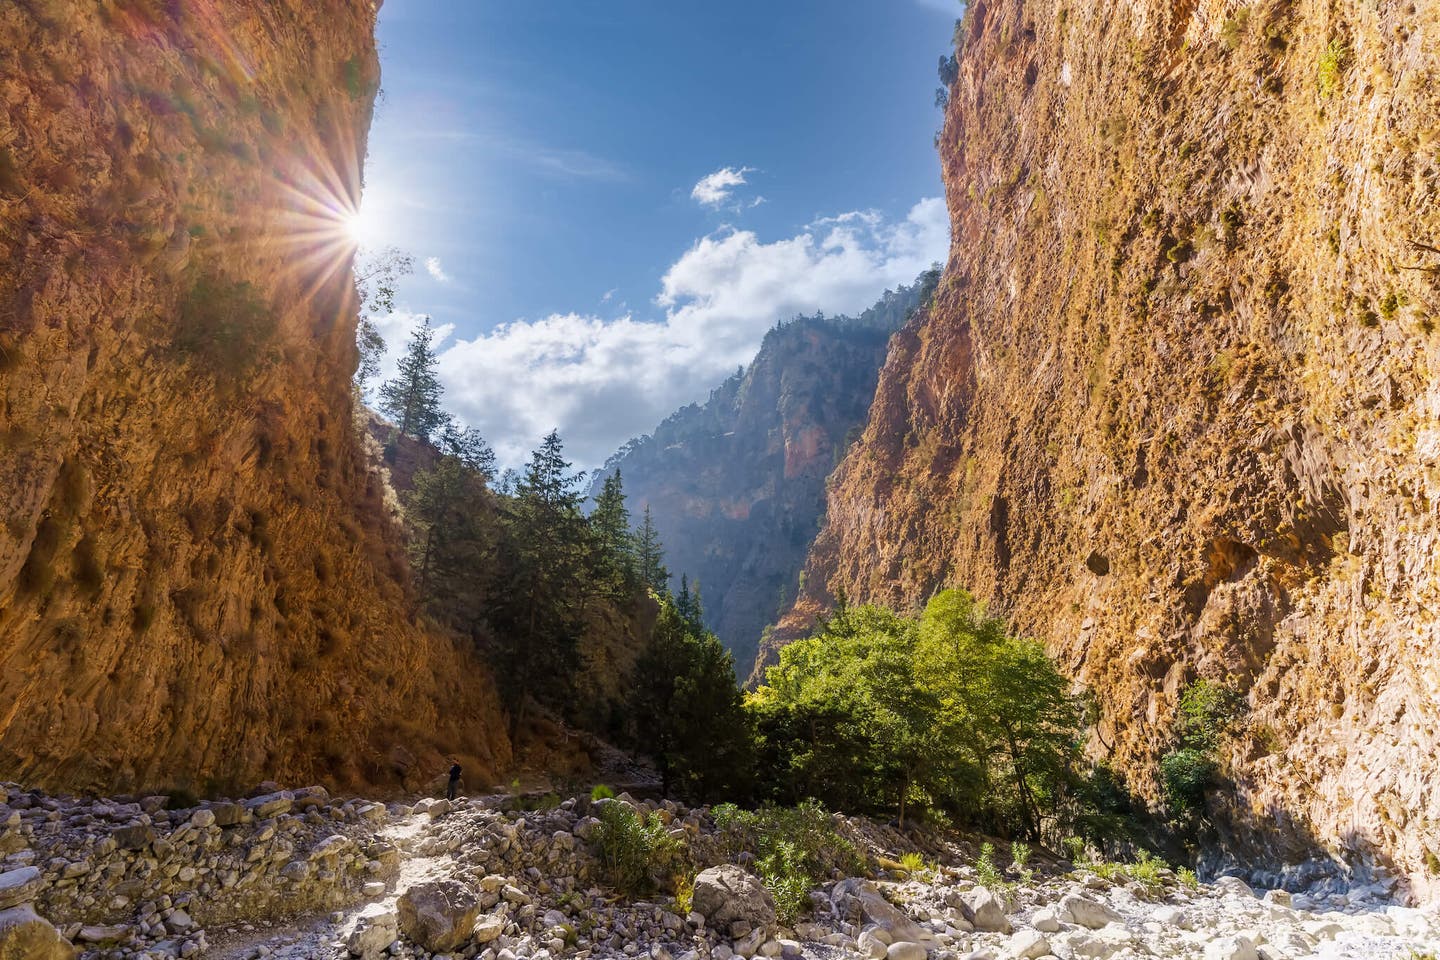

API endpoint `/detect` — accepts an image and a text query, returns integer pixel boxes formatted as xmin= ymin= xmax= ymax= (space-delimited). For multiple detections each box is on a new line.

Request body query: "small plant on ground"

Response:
xmin=1177 ymin=867 xmax=1200 ymax=889
xmin=711 ymin=800 xmax=864 ymax=924
xmin=594 ymin=802 xmax=680 ymax=896
xmin=590 ymin=784 xmax=616 ymax=801
xmin=1010 ymin=841 xmax=1035 ymax=883
xmin=671 ymin=871 xmax=695 ymax=916
xmin=1061 ymin=835 xmax=1087 ymax=863
xmin=974 ymin=841 xmax=1011 ymax=893
xmin=898 ymin=851 xmax=936 ymax=878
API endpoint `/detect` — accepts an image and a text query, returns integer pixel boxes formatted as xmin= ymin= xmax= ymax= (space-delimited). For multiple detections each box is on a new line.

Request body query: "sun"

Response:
xmin=344 ymin=204 xmax=378 ymax=247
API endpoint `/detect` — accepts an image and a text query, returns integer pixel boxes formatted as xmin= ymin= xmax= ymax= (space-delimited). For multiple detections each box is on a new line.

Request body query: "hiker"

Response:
xmin=447 ymin=760 xmax=462 ymax=801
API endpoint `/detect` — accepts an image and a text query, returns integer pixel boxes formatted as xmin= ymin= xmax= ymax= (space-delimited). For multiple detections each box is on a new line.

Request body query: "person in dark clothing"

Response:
xmin=447 ymin=761 xmax=462 ymax=801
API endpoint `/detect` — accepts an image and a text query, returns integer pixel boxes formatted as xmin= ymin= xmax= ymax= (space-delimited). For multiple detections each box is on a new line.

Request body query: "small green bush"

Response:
xmin=1177 ymin=866 xmax=1200 ymax=889
xmin=1161 ymin=747 xmax=1219 ymax=811
xmin=1010 ymin=841 xmax=1034 ymax=883
xmin=594 ymin=802 xmax=679 ymax=896
xmin=711 ymin=800 xmax=864 ymax=924
xmin=590 ymin=784 xmax=616 ymax=802
xmin=173 ymin=273 xmax=276 ymax=376
xmin=974 ymin=841 xmax=1007 ymax=890
xmin=1317 ymin=39 xmax=1348 ymax=99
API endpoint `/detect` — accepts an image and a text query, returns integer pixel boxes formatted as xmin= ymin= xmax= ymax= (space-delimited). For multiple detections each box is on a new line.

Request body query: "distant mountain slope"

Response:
xmin=591 ymin=274 xmax=937 ymax=670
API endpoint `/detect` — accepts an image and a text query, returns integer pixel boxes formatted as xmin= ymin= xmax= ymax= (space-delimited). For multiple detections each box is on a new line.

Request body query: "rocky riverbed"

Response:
xmin=1 ymin=783 xmax=1438 ymax=960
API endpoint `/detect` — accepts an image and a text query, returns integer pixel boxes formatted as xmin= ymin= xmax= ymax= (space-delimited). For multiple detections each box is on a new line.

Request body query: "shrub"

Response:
xmin=1161 ymin=747 xmax=1218 ymax=811
xmin=974 ymin=841 xmax=1005 ymax=890
xmin=1317 ymin=39 xmax=1348 ymax=99
xmin=1010 ymin=841 xmax=1034 ymax=883
xmin=173 ymin=272 xmax=276 ymax=376
xmin=711 ymin=800 xmax=864 ymax=924
xmin=898 ymin=851 xmax=929 ymax=875
xmin=1177 ymin=867 xmax=1200 ymax=889
xmin=590 ymin=784 xmax=616 ymax=802
xmin=594 ymin=802 xmax=680 ymax=896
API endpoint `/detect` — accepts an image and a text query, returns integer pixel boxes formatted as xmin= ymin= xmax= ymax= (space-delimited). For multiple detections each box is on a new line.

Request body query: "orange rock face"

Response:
xmin=0 ymin=0 xmax=509 ymax=795
xmin=777 ymin=0 xmax=1440 ymax=889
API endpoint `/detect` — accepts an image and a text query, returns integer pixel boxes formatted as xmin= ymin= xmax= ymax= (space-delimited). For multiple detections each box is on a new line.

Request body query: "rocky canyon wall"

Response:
xmin=777 ymin=0 xmax=1440 ymax=892
xmin=0 ymin=0 xmax=510 ymax=795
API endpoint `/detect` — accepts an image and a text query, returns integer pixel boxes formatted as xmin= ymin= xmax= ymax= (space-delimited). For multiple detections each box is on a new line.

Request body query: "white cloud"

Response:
xmin=425 ymin=257 xmax=451 ymax=283
xmin=691 ymin=166 xmax=755 ymax=208
xmin=395 ymin=197 xmax=950 ymax=470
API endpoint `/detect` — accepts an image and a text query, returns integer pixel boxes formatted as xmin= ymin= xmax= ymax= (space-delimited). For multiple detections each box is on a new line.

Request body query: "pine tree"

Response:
xmin=635 ymin=506 xmax=668 ymax=593
xmin=439 ymin=422 xmax=497 ymax=482
xmin=590 ymin=470 xmax=635 ymax=597
xmin=378 ymin=318 xmax=448 ymax=440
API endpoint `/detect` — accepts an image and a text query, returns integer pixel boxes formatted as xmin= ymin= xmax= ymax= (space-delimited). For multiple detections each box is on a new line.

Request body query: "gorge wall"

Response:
xmin=595 ymin=280 xmax=930 ymax=670
xmin=0 ymin=0 xmax=510 ymax=796
xmin=776 ymin=0 xmax=1440 ymax=892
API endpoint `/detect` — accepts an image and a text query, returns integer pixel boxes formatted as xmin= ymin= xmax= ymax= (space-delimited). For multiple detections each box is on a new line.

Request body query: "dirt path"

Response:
xmin=208 ymin=811 xmax=444 ymax=960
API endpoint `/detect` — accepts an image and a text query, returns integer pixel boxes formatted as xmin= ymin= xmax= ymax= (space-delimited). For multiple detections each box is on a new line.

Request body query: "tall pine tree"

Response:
xmin=635 ymin=505 xmax=669 ymax=594
xmin=378 ymin=318 xmax=448 ymax=440
xmin=590 ymin=471 xmax=635 ymax=598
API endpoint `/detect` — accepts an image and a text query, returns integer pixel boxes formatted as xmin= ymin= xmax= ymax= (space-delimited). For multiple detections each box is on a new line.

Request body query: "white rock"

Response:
xmin=1007 ymin=928 xmax=1050 ymax=959
xmin=958 ymin=888 xmax=1012 ymax=934
xmin=1212 ymin=876 xmax=1256 ymax=899
xmin=1203 ymin=934 xmax=1258 ymax=960
xmin=887 ymin=942 xmax=926 ymax=960
xmin=1057 ymin=894 xmax=1121 ymax=930
xmin=857 ymin=929 xmax=889 ymax=959
xmin=1029 ymin=908 xmax=1061 ymax=933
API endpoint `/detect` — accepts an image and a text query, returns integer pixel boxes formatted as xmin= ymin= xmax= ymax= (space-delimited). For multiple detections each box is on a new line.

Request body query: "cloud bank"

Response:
xmin=375 ymin=197 xmax=950 ymax=471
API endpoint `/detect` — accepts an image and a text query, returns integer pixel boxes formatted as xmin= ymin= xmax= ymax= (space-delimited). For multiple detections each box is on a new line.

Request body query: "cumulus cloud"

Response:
xmin=425 ymin=257 xmax=451 ymax=283
xmin=691 ymin=166 xmax=754 ymax=208
xmin=395 ymin=197 xmax=951 ymax=470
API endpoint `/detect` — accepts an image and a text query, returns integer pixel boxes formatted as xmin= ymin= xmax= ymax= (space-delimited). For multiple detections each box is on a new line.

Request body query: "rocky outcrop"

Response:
xmin=777 ymin=0 xmax=1440 ymax=892
xmin=0 ymin=2 xmax=510 ymax=793
xmin=593 ymin=279 xmax=933 ymax=668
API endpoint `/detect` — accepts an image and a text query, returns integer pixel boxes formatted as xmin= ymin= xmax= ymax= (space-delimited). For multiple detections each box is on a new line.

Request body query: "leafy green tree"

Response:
xmin=353 ymin=247 xmax=414 ymax=389
xmin=378 ymin=318 xmax=448 ymax=440
xmin=632 ymin=597 xmax=751 ymax=801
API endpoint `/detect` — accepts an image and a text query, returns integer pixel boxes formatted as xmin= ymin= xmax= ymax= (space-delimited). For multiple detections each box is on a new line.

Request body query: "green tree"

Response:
xmin=590 ymin=470 xmax=636 ymax=597
xmin=491 ymin=430 xmax=589 ymax=736
xmin=635 ymin=506 xmax=669 ymax=593
xmin=353 ymin=246 xmax=414 ymax=389
xmin=378 ymin=318 xmax=448 ymax=440
xmin=632 ymin=597 xmax=751 ymax=800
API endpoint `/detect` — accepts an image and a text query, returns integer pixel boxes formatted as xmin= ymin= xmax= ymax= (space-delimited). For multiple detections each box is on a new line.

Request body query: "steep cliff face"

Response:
xmin=595 ymin=281 xmax=931 ymax=669
xmin=0 ymin=0 xmax=510 ymax=795
xmin=779 ymin=0 xmax=1440 ymax=889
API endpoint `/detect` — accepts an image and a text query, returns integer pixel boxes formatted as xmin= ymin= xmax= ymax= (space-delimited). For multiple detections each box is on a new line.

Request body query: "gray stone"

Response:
xmin=205 ymin=802 xmax=245 ymax=827
xmin=0 ymin=867 xmax=41 ymax=910
xmin=76 ymin=925 xmax=128 ymax=943
xmin=958 ymin=888 xmax=1011 ymax=934
xmin=1212 ymin=876 xmax=1256 ymax=899
xmin=188 ymin=809 xmax=215 ymax=829
xmin=473 ymin=915 xmax=505 ymax=944
xmin=244 ymin=792 xmax=294 ymax=819
xmin=347 ymin=906 xmax=397 ymax=960
xmin=887 ymin=942 xmax=927 ymax=960
xmin=1007 ymin=929 xmax=1050 ymax=959
xmin=693 ymin=865 xmax=777 ymax=936
xmin=0 ymin=904 xmax=76 ymax=959
xmin=397 ymin=879 xmax=482 ymax=953
xmin=111 ymin=824 xmax=155 ymax=851
xmin=1057 ymin=894 xmax=1121 ymax=930
xmin=1203 ymin=935 xmax=1259 ymax=960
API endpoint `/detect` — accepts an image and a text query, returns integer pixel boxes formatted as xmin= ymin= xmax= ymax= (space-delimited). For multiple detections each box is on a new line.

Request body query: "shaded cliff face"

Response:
xmin=0 ymin=0 xmax=510 ymax=794
xmin=595 ymin=283 xmax=929 ymax=670
xmin=780 ymin=0 xmax=1440 ymax=890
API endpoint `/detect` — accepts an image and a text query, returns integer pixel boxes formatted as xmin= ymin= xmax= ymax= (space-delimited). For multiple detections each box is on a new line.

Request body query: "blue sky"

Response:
xmin=358 ymin=0 xmax=960 ymax=469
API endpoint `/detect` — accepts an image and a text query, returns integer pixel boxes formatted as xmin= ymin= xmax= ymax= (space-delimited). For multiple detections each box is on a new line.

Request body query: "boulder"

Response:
xmin=1202 ymin=935 xmax=1259 ymax=960
xmin=188 ymin=809 xmax=215 ymax=829
xmin=244 ymin=791 xmax=294 ymax=819
xmin=835 ymin=879 xmax=933 ymax=943
xmin=473 ymin=915 xmax=505 ymax=944
xmin=0 ymin=868 xmax=41 ymax=911
xmin=0 ymin=904 xmax=76 ymax=960
xmin=1029 ymin=908 xmax=1061 ymax=933
xmin=1057 ymin=894 xmax=1121 ymax=929
xmin=397 ymin=879 xmax=481 ymax=953
xmin=857 ymin=929 xmax=889 ymax=959
xmin=1212 ymin=876 xmax=1256 ymax=899
xmin=957 ymin=888 xmax=1012 ymax=934
xmin=347 ymin=906 xmax=397 ymax=960
xmin=205 ymin=802 xmax=246 ymax=827
xmin=886 ymin=942 xmax=926 ymax=960
xmin=693 ymin=865 xmax=777 ymax=937
xmin=110 ymin=824 xmax=154 ymax=851
xmin=1007 ymin=929 xmax=1050 ymax=959
xmin=292 ymin=786 xmax=330 ymax=809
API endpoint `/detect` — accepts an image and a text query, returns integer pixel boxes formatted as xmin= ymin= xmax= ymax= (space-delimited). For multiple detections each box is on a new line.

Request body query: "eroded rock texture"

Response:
xmin=0 ymin=0 xmax=509 ymax=794
xmin=778 ymin=0 xmax=1440 ymax=890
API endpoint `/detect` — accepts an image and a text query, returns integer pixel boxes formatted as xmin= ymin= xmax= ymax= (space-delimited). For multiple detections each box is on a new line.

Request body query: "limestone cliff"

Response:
xmin=593 ymin=279 xmax=932 ymax=670
xmin=0 ymin=0 xmax=510 ymax=795
xmin=778 ymin=0 xmax=1440 ymax=891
